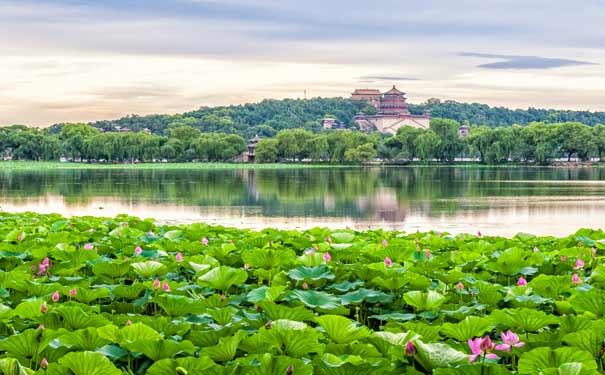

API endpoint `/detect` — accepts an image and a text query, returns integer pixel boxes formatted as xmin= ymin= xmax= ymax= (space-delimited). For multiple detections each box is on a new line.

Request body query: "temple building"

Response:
xmin=351 ymin=89 xmax=381 ymax=108
xmin=353 ymin=86 xmax=431 ymax=134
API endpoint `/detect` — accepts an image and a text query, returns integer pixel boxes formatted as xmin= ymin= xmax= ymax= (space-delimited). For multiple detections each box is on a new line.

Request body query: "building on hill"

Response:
xmin=351 ymin=89 xmax=381 ymax=108
xmin=352 ymin=85 xmax=431 ymax=134
xmin=243 ymin=135 xmax=261 ymax=163
xmin=321 ymin=117 xmax=346 ymax=130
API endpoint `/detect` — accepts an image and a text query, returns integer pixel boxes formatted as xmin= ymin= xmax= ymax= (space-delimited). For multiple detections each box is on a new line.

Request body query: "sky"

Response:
xmin=1 ymin=0 xmax=605 ymax=126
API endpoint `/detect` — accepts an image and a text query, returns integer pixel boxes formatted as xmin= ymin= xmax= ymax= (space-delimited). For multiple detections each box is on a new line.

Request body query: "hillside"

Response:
xmin=69 ymin=97 xmax=605 ymax=138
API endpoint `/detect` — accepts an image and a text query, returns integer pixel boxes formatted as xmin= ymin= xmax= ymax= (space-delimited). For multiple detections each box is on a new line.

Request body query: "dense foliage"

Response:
xmin=3 ymin=119 xmax=605 ymax=164
xmin=1 ymin=212 xmax=605 ymax=374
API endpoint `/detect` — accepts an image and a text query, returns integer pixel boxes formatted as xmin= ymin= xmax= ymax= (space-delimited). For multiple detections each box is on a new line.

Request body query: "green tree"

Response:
xmin=255 ymin=139 xmax=279 ymax=163
xmin=414 ymin=130 xmax=441 ymax=161
xmin=344 ymin=143 xmax=376 ymax=163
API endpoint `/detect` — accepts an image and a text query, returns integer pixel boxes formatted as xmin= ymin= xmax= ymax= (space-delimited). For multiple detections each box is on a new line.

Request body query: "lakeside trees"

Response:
xmin=2 ymin=120 xmax=605 ymax=164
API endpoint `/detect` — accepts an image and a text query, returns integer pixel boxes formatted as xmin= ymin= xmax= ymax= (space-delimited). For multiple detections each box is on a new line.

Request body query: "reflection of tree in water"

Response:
xmin=1 ymin=167 xmax=604 ymax=220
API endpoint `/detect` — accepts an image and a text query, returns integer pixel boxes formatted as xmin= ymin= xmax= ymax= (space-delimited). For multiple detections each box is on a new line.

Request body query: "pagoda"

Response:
xmin=378 ymin=86 xmax=410 ymax=115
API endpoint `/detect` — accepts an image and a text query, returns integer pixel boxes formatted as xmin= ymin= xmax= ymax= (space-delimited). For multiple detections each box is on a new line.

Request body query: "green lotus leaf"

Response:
xmin=154 ymin=294 xmax=207 ymax=317
xmin=315 ymin=353 xmax=387 ymax=374
xmin=246 ymin=286 xmax=287 ymax=303
xmin=485 ymin=247 xmax=541 ymax=276
xmin=257 ymin=302 xmax=316 ymax=322
xmin=329 ymin=232 xmax=355 ymax=244
xmin=440 ymin=316 xmax=492 ymax=341
xmin=369 ymin=313 xmax=415 ymax=322
xmin=315 ymin=315 xmax=370 ymax=344
xmin=518 ymin=347 xmax=598 ymax=375
xmin=413 ymin=340 xmax=469 ymax=371
xmin=572 ymin=288 xmax=605 ymax=318
xmin=197 ymin=266 xmax=248 ymax=291
xmin=131 ymin=261 xmax=167 ymax=278
xmin=256 ymin=319 xmax=324 ymax=358
xmin=236 ymin=353 xmax=313 ymax=375
xmin=328 ymin=280 xmax=364 ymax=292
xmin=0 ymin=328 xmax=62 ymax=365
xmin=372 ymin=331 xmax=420 ymax=354
xmin=54 ymin=327 xmax=110 ymax=350
xmin=12 ymin=298 xmax=46 ymax=320
xmin=403 ymin=290 xmax=446 ymax=311
xmin=0 ymin=358 xmax=32 ymax=375
xmin=92 ymin=261 xmax=131 ymax=278
xmin=73 ymin=287 xmax=110 ymax=304
xmin=201 ymin=331 xmax=246 ymax=362
xmin=146 ymin=356 xmax=216 ymax=375
xmin=287 ymin=265 xmax=335 ymax=282
xmin=562 ymin=322 xmax=605 ymax=360
xmin=96 ymin=344 xmax=128 ymax=361
xmin=123 ymin=339 xmax=195 ymax=361
xmin=489 ymin=308 xmax=559 ymax=333
xmin=242 ymin=248 xmax=295 ymax=270
xmin=290 ymin=290 xmax=341 ymax=310
xmin=112 ymin=283 xmax=147 ymax=300
xmin=57 ymin=351 xmax=122 ymax=375
xmin=53 ymin=305 xmax=111 ymax=330
xmin=339 ymin=288 xmax=393 ymax=305
xmin=527 ymin=274 xmax=571 ymax=299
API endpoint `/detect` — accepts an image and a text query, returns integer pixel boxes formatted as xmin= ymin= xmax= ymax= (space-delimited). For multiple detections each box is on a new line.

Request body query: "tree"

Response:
xmin=344 ymin=143 xmax=376 ymax=163
xmin=255 ymin=139 xmax=279 ymax=163
xmin=59 ymin=123 xmax=99 ymax=160
xmin=554 ymin=122 xmax=594 ymax=161
xmin=593 ymin=125 xmax=605 ymax=161
xmin=413 ymin=130 xmax=441 ymax=161
xmin=429 ymin=118 xmax=463 ymax=162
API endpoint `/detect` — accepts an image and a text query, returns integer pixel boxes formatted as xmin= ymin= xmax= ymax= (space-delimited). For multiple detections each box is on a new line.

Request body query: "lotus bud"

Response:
xmin=326 ymin=236 xmax=332 ymax=243
xmin=40 ymin=358 xmax=48 ymax=369
xmin=572 ymin=273 xmax=583 ymax=284
xmin=382 ymin=239 xmax=388 ymax=247
xmin=17 ymin=233 xmax=24 ymax=241
xmin=83 ymin=243 xmax=93 ymax=250
xmin=175 ymin=252 xmax=183 ymax=262
xmin=479 ymin=336 xmax=494 ymax=352
xmin=323 ymin=252 xmax=331 ymax=263
xmin=51 ymin=291 xmax=59 ymax=302
xmin=405 ymin=341 xmax=416 ymax=356
xmin=533 ymin=246 xmax=539 ymax=253
xmin=153 ymin=278 xmax=160 ymax=289
xmin=126 ymin=320 xmax=132 ymax=326
xmin=162 ymin=281 xmax=171 ymax=292
xmin=517 ymin=276 xmax=527 ymax=286
xmin=477 ymin=231 xmax=482 ymax=238
xmin=265 ymin=320 xmax=272 ymax=329
xmin=135 ymin=246 xmax=143 ymax=255
xmin=69 ymin=288 xmax=77 ymax=297
xmin=38 ymin=324 xmax=45 ymax=330
xmin=574 ymin=258 xmax=584 ymax=270
xmin=244 ymin=263 xmax=251 ymax=270
xmin=424 ymin=250 xmax=431 ymax=258
xmin=384 ymin=257 xmax=392 ymax=268
xmin=560 ymin=255 xmax=567 ymax=262
xmin=201 ymin=237 xmax=209 ymax=246
xmin=220 ymin=294 xmax=226 ymax=301
xmin=302 ymin=282 xmax=308 ymax=289
xmin=286 ymin=364 xmax=293 ymax=374
xmin=40 ymin=303 xmax=48 ymax=313
xmin=455 ymin=282 xmax=464 ymax=290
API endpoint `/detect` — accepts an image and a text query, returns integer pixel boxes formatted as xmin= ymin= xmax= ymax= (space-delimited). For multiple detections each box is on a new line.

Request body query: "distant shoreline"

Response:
xmin=1 ymin=160 xmax=603 ymax=171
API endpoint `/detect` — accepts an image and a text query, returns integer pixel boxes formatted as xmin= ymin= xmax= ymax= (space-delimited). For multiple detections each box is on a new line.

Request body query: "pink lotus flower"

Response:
xmin=244 ymin=263 xmax=251 ymax=270
xmin=455 ymin=282 xmax=465 ymax=290
xmin=38 ymin=324 xmax=45 ymax=330
xmin=572 ymin=273 xmax=583 ymax=284
xmin=302 ymin=282 xmax=309 ymax=289
xmin=51 ymin=291 xmax=59 ymax=302
xmin=384 ymin=256 xmax=392 ymax=268
xmin=517 ymin=276 xmax=527 ymax=286
xmin=40 ymin=303 xmax=48 ymax=313
xmin=286 ymin=364 xmax=293 ymax=374
xmin=573 ymin=258 xmax=584 ymax=270
xmin=533 ymin=246 xmax=539 ymax=253
xmin=323 ymin=252 xmax=331 ymax=263
xmin=135 ymin=246 xmax=143 ymax=255
xmin=495 ymin=330 xmax=525 ymax=352
xmin=560 ymin=255 xmax=567 ymax=262
xmin=304 ymin=248 xmax=316 ymax=255
xmin=477 ymin=231 xmax=482 ymax=238
xmin=382 ymin=239 xmax=388 ymax=247
xmin=40 ymin=358 xmax=48 ymax=369
xmin=162 ymin=281 xmax=171 ymax=292
xmin=175 ymin=252 xmax=183 ymax=262
xmin=405 ymin=341 xmax=416 ymax=356
xmin=126 ymin=320 xmax=132 ymax=326
xmin=468 ymin=337 xmax=499 ymax=362
xmin=220 ymin=294 xmax=226 ymax=301
xmin=201 ymin=237 xmax=209 ymax=246
xmin=147 ymin=231 xmax=155 ymax=236
xmin=83 ymin=243 xmax=93 ymax=250
xmin=326 ymin=236 xmax=332 ymax=244
xmin=424 ymin=250 xmax=431 ymax=258
xmin=153 ymin=278 xmax=160 ymax=289
xmin=17 ymin=233 xmax=24 ymax=241
xmin=69 ymin=288 xmax=77 ymax=297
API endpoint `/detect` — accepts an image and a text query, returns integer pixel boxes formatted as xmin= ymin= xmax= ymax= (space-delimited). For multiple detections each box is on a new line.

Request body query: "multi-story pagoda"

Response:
xmin=352 ymin=85 xmax=431 ymax=134
xmin=378 ymin=86 xmax=410 ymax=115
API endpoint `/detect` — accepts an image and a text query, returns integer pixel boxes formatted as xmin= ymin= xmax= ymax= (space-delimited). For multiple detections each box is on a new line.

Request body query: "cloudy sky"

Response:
xmin=1 ymin=0 xmax=604 ymax=126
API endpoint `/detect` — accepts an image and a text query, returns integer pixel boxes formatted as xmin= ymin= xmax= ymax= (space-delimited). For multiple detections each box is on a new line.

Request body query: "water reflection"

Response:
xmin=1 ymin=166 xmax=605 ymax=236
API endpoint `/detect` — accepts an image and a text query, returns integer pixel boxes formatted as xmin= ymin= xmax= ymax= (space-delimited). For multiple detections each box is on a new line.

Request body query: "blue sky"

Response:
xmin=1 ymin=0 xmax=604 ymax=125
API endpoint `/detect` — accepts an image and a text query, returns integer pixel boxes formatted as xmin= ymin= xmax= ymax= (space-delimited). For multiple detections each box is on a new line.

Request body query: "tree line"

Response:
xmin=3 ymin=119 xmax=605 ymax=164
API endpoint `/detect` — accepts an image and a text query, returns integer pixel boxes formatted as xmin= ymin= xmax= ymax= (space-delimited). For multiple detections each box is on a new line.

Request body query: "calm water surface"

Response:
xmin=1 ymin=166 xmax=605 ymax=236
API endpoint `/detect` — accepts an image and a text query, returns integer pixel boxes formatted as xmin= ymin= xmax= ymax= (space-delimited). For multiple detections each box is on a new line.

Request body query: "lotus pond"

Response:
xmin=0 ymin=212 xmax=605 ymax=374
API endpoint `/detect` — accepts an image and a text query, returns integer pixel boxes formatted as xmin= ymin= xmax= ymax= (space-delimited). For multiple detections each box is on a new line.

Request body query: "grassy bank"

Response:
xmin=0 ymin=211 xmax=604 ymax=373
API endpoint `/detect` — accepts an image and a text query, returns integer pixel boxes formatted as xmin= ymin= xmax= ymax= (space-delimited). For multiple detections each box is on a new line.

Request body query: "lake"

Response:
xmin=1 ymin=166 xmax=605 ymax=236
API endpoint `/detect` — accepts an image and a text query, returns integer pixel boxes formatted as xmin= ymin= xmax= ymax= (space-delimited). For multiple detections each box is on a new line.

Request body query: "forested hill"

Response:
xmin=78 ymin=97 xmax=605 ymax=138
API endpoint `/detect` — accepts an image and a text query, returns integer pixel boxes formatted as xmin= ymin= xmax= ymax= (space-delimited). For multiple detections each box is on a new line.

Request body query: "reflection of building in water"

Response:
xmin=353 ymin=86 xmax=431 ymax=134
xmin=355 ymin=187 xmax=407 ymax=221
